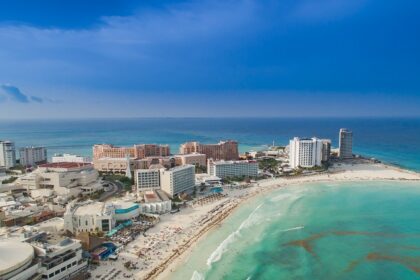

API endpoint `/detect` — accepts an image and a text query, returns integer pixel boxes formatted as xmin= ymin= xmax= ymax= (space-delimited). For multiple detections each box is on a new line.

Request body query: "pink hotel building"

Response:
xmin=93 ymin=144 xmax=170 ymax=160
xmin=179 ymin=140 xmax=239 ymax=161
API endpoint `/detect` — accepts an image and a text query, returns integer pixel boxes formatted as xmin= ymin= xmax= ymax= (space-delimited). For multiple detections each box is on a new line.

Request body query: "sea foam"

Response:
xmin=281 ymin=226 xmax=304 ymax=232
xmin=191 ymin=271 xmax=205 ymax=280
xmin=206 ymin=204 xmax=263 ymax=268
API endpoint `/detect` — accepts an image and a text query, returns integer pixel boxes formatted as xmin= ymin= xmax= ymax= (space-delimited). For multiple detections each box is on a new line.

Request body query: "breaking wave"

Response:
xmin=281 ymin=226 xmax=304 ymax=232
xmin=206 ymin=204 xmax=263 ymax=267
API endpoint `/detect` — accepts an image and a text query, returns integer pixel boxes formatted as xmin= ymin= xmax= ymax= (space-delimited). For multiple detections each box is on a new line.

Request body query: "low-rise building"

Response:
xmin=16 ymin=162 xmax=99 ymax=200
xmin=31 ymin=237 xmax=88 ymax=280
xmin=174 ymin=153 xmax=206 ymax=167
xmin=207 ymin=159 xmax=258 ymax=179
xmin=0 ymin=232 xmax=87 ymax=280
xmin=52 ymin=153 xmax=91 ymax=164
xmin=0 ymin=240 xmax=40 ymax=280
xmin=140 ymin=190 xmax=172 ymax=214
xmin=112 ymin=200 xmax=141 ymax=221
xmin=94 ymin=156 xmax=175 ymax=173
xmin=64 ymin=201 xmax=115 ymax=234
xmin=195 ymin=174 xmax=222 ymax=186
xmin=64 ymin=200 xmax=142 ymax=234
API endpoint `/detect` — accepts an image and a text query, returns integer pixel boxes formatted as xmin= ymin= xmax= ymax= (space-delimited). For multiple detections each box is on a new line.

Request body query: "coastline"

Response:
xmin=135 ymin=161 xmax=420 ymax=280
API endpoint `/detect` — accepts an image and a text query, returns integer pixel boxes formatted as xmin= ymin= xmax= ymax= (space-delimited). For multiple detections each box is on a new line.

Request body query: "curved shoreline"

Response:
xmin=140 ymin=162 xmax=420 ymax=280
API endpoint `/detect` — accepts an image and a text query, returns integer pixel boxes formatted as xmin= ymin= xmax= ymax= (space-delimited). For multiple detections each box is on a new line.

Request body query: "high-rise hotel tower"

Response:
xmin=339 ymin=128 xmax=353 ymax=159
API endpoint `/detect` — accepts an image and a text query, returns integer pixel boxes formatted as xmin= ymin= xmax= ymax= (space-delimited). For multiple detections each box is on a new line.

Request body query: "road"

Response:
xmin=98 ymin=180 xmax=123 ymax=202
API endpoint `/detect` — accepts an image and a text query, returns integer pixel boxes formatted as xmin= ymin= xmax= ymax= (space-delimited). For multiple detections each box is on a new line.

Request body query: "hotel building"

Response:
xmin=160 ymin=165 xmax=195 ymax=197
xmin=0 ymin=236 xmax=87 ymax=280
xmin=0 ymin=140 xmax=16 ymax=169
xmin=135 ymin=168 xmax=161 ymax=192
xmin=52 ymin=153 xmax=91 ymax=164
xmin=32 ymin=237 xmax=88 ymax=280
xmin=289 ymin=137 xmax=323 ymax=169
xmin=179 ymin=140 xmax=238 ymax=161
xmin=207 ymin=159 xmax=258 ymax=179
xmin=94 ymin=156 xmax=175 ymax=173
xmin=339 ymin=128 xmax=353 ymax=159
xmin=93 ymin=143 xmax=170 ymax=160
xmin=321 ymin=139 xmax=331 ymax=162
xmin=174 ymin=153 xmax=206 ymax=167
xmin=19 ymin=146 xmax=47 ymax=167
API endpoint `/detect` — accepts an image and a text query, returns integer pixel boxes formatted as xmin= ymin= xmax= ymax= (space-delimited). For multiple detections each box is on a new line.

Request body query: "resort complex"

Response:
xmin=1 ymin=129 xmax=419 ymax=280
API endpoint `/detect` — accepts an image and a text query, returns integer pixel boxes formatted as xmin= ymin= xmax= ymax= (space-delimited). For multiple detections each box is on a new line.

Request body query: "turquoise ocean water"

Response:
xmin=171 ymin=181 xmax=420 ymax=280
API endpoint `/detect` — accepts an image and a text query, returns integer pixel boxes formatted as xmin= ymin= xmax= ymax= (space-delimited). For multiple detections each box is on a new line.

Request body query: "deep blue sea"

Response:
xmin=0 ymin=118 xmax=419 ymax=170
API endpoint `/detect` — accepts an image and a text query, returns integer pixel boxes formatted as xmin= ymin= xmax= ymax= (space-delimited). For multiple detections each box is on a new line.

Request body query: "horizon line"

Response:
xmin=1 ymin=115 xmax=420 ymax=121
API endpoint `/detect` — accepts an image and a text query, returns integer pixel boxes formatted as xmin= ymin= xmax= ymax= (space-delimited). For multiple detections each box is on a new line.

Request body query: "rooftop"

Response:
xmin=74 ymin=202 xmax=105 ymax=216
xmin=143 ymin=190 xmax=170 ymax=203
xmin=211 ymin=160 xmax=257 ymax=165
xmin=39 ymin=162 xmax=92 ymax=169
xmin=0 ymin=240 xmax=34 ymax=277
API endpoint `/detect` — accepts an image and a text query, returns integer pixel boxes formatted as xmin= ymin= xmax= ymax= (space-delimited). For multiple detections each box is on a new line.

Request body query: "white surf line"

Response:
xmin=206 ymin=203 xmax=263 ymax=268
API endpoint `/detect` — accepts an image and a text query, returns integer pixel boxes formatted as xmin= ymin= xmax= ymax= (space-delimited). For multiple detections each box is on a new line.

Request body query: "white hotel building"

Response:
xmin=289 ymin=137 xmax=323 ymax=169
xmin=0 ymin=140 xmax=16 ymax=169
xmin=135 ymin=168 xmax=161 ymax=192
xmin=52 ymin=153 xmax=91 ymax=164
xmin=160 ymin=165 xmax=195 ymax=197
xmin=208 ymin=159 xmax=259 ymax=179
xmin=19 ymin=146 xmax=47 ymax=167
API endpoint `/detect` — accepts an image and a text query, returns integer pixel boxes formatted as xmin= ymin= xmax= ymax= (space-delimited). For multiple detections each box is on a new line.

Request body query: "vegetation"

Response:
xmin=195 ymin=165 xmax=207 ymax=174
xmin=102 ymin=174 xmax=134 ymax=192
xmin=88 ymin=189 xmax=105 ymax=200
xmin=2 ymin=176 xmax=17 ymax=184
xmin=171 ymin=196 xmax=182 ymax=203
xmin=222 ymin=175 xmax=251 ymax=183
xmin=300 ymin=164 xmax=328 ymax=172
xmin=9 ymin=164 xmax=26 ymax=173
xmin=258 ymin=158 xmax=279 ymax=170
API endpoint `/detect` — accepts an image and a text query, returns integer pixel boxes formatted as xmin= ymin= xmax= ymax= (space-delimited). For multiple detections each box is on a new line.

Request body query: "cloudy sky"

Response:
xmin=0 ymin=0 xmax=419 ymax=119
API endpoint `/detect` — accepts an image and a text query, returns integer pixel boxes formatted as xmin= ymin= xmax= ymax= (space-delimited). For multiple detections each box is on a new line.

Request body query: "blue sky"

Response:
xmin=0 ymin=0 xmax=419 ymax=118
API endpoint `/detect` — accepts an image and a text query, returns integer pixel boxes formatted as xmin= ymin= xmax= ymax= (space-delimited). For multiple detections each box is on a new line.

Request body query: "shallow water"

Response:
xmin=170 ymin=181 xmax=420 ymax=280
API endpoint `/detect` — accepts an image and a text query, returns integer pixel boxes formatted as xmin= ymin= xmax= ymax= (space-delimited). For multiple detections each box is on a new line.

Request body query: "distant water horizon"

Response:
xmin=0 ymin=117 xmax=419 ymax=171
